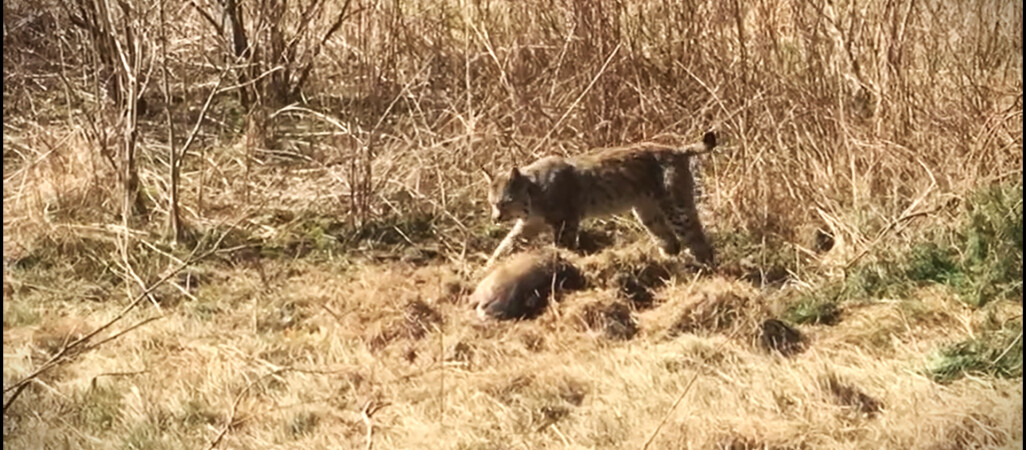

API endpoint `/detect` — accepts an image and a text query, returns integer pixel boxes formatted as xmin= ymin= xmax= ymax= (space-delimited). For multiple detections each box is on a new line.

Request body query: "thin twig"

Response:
xmin=320 ymin=303 xmax=349 ymax=323
xmin=2 ymin=384 xmax=29 ymax=416
xmin=529 ymin=42 xmax=622 ymax=156
xmin=844 ymin=157 xmax=938 ymax=269
xmin=89 ymin=370 xmax=149 ymax=389
xmin=83 ymin=315 xmax=163 ymax=352
xmin=991 ymin=331 xmax=1023 ymax=367
xmin=206 ymin=369 xmax=285 ymax=450
xmin=189 ymin=0 xmax=225 ymax=37
xmin=290 ymin=0 xmax=358 ymax=99
xmin=361 ymin=399 xmax=389 ymax=450
xmin=177 ymin=62 xmax=234 ymax=168
xmin=2 ymin=226 xmax=233 ymax=405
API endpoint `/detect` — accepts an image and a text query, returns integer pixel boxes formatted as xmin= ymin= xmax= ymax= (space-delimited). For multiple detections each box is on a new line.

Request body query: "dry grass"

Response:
xmin=3 ymin=0 xmax=1023 ymax=448
xmin=3 ymin=257 xmax=1022 ymax=449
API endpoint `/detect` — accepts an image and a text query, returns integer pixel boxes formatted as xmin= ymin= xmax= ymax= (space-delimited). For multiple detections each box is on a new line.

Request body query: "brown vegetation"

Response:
xmin=3 ymin=0 xmax=1022 ymax=448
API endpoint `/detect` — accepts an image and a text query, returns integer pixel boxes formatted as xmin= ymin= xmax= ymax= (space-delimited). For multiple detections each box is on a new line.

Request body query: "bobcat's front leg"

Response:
xmin=552 ymin=219 xmax=580 ymax=251
xmin=486 ymin=218 xmax=542 ymax=268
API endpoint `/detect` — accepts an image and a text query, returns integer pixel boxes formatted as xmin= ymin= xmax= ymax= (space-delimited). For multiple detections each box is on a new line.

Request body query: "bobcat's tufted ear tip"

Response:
xmin=702 ymin=131 xmax=717 ymax=149
xmin=509 ymin=167 xmax=522 ymax=179
xmin=480 ymin=166 xmax=494 ymax=183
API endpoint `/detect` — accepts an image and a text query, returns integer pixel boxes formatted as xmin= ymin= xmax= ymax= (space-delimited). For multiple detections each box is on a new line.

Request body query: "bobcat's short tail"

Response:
xmin=681 ymin=131 xmax=717 ymax=202
xmin=679 ymin=131 xmax=718 ymax=156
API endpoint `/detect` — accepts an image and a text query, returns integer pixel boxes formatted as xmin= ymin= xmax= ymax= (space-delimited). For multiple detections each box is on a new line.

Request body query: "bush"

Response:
xmin=956 ymin=183 xmax=1023 ymax=306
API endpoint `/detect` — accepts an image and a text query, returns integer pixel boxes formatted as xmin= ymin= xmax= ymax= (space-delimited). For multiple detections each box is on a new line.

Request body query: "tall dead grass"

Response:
xmin=4 ymin=0 xmax=1021 ymax=259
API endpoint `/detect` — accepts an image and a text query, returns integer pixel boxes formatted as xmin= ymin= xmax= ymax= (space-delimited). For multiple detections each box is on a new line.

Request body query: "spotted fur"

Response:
xmin=483 ymin=132 xmax=718 ymax=268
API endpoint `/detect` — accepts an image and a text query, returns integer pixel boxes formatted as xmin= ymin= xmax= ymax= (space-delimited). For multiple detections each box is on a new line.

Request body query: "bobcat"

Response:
xmin=483 ymin=131 xmax=718 ymax=268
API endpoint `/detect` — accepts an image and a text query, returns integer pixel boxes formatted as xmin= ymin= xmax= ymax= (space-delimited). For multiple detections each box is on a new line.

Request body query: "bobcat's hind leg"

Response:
xmin=668 ymin=203 xmax=714 ymax=266
xmin=632 ymin=201 xmax=681 ymax=257
xmin=664 ymin=164 xmax=715 ymax=266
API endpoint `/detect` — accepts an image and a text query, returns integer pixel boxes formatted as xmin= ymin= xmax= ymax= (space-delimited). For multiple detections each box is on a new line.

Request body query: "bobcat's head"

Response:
xmin=482 ymin=167 xmax=531 ymax=222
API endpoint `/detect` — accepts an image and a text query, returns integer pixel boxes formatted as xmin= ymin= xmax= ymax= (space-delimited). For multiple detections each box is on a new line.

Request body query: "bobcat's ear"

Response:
xmin=480 ymin=166 xmax=493 ymax=184
xmin=509 ymin=167 xmax=522 ymax=179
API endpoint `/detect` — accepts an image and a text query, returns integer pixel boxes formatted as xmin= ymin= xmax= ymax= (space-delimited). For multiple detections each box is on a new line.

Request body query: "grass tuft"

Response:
xmin=782 ymin=294 xmax=842 ymax=326
xmin=926 ymin=321 xmax=1023 ymax=383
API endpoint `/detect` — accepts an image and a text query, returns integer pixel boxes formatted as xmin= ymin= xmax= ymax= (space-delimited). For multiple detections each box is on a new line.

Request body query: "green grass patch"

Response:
xmin=179 ymin=399 xmax=219 ymax=428
xmin=339 ymin=212 xmax=436 ymax=248
xmin=903 ymin=183 xmax=1023 ymax=307
xmin=187 ymin=302 xmax=223 ymax=322
xmin=787 ymin=183 xmax=1023 ymax=322
xmin=286 ymin=410 xmax=320 ymax=438
xmin=952 ymin=183 xmax=1023 ymax=306
xmin=902 ymin=242 xmax=966 ymax=285
xmin=714 ymin=230 xmax=801 ymax=286
xmin=782 ymin=262 xmax=907 ymax=325
xmin=76 ymin=384 xmax=124 ymax=433
xmin=845 ymin=261 xmax=910 ymax=299
xmin=241 ymin=210 xmax=440 ymax=261
xmin=925 ymin=321 xmax=1023 ymax=383
xmin=782 ymin=295 xmax=842 ymax=325
xmin=2 ymin=300 xmax=41 ymax=327
xmin=6 ymin=231 xmax=120 ymax=287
